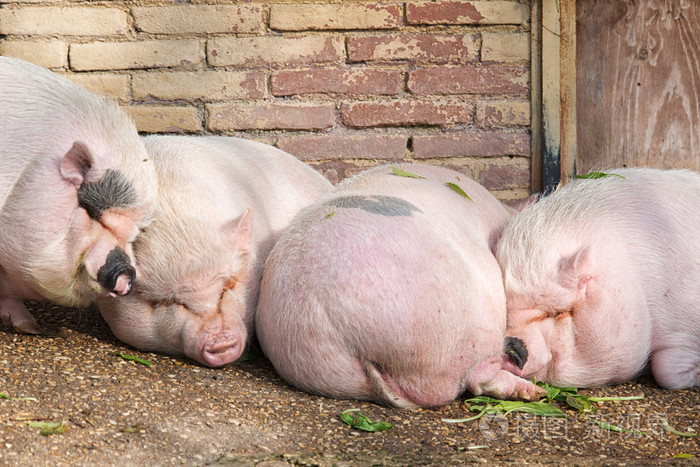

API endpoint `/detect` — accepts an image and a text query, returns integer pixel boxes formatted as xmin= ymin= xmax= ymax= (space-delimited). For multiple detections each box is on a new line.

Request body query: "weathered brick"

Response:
xmin=270 ymin=3 xmax=401 ymax=31
xmin=276 ymin=134 xmax=407 ymax=161
xmin=70 ymin=40 xmax=202 ymax=71
xmin=124 ymin=105 xmax=202 ymax=133
xmin=272 ymin=68 xmax=401 ymax=96
xmin=408 ymin=66 xmax=528 ymax=95
xmin=208 ymin=36 xmax=344 ymax=68
xmin=347 ymin=34 xmax=478 ymax=63
xmin=412 ymin=132 xmax=530 ymax=158
xmin=65 ymin=73 xmax=130 ymax=101
xmin=0 ymin=40 xmax=68 ymax=68
xmin=132 ymin=5 xmax=264 ymax=35
xmin=479 ymin=164 xmax=530 ymax=190
xmin=342 ymin=99 xmax=471 ymax=128
xmin=207 ymin=103 xmax=335 ymax=131
xmin=406 ymin=1 xmax=528 ymax=25
xmin=133 ymin=71 xmax=265 ymax=101
xmin=0 ymin=6 xmax=127 ymax=35
xmin=476 ymin=100 xmax=530 ymax=127
xmin=481 ymin=32 xmax=529 ymax=63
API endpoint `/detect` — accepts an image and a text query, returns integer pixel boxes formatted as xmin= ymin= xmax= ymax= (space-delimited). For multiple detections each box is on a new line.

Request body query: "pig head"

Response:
xmin=0 ymin=57 xmax=157 ymax=334
xmin=497 ymin=168 xmax=700 ymax=390
xmin=257 ymin=164 xmax=545 ymax=408
xmin=97 ymin=135 xmax=332 ymax=366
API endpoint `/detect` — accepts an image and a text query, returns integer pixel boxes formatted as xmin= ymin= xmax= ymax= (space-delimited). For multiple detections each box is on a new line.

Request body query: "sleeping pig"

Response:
xmin=0 ymin=56 xmax=157 ymax=334
xmin=256 ymin=163 xmax=545 ymax=408
xmin=97 ymin=135 xmax=332 ymax=367
xmin=497 ymin=168 xmax=700 ymax=390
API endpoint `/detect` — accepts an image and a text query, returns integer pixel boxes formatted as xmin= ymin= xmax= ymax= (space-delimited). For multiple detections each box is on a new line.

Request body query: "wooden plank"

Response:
xmin=541 ymin=0 xmax=562 ymax=192
xmin=577 ymin=0 xmax=700 ymax=172
xmin=530 ymin=0 xmax=543 ymax=193
xmin=560 ymin=0 xmax=576 ymax=182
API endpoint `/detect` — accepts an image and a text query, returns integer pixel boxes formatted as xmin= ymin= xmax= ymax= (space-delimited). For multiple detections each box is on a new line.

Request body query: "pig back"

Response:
xmin=257 ymin=163 xmax=511 ymax=407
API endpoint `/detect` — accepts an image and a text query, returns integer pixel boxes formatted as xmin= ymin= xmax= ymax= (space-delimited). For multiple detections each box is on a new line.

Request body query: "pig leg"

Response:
xmin=0 ymin=297 xmax=41 ymax=334
xmin=467 ymin=356 xmax=547 ymax=401
xmin=650 ymin=347 xmax=700 ymax=390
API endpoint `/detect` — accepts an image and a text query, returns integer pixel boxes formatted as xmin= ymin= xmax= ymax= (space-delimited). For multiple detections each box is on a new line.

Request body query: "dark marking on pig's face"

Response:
xmin=77 ymin=169 xmax=138 ymax=220
xmin=504 ymin=336 xmax=528 ymax=370
xmin=327 ymin=195 xmax=422 ymax=217
xmin=97 ymin=246 xmax=136 ymax=295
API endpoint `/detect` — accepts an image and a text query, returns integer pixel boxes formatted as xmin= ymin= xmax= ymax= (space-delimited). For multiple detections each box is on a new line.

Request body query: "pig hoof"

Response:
xmin=97 ymin=247 xmax=136 ymax=296
xmin=504 ymin=337 xmax=528 ymax=370
xmin=201 ymin=339 xmax=243 ymax=368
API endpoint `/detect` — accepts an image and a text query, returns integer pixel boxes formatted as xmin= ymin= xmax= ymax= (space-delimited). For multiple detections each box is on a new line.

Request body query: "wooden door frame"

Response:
xmin=531 ymin=0 xmax=577 ymax=193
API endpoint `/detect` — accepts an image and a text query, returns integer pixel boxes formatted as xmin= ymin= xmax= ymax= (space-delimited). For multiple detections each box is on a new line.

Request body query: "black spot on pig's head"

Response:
xmin=77 ymin=169 xmax=138 ymax=220
xmin=327 ymin=195 xmax=422 ymax=217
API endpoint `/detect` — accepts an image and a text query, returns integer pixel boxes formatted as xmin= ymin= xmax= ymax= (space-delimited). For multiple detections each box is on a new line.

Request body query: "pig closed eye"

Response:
xmin=549 ymin=308 xmax=574 ymax=319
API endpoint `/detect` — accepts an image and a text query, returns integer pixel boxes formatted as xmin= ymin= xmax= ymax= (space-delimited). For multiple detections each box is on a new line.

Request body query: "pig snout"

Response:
xmin=96 ymin=247 xmax=136 ymax=297
xmin=199 ymin=332 xmax=245 ymax=367
xmin=504 ymin=336 xmax=529 ymax=371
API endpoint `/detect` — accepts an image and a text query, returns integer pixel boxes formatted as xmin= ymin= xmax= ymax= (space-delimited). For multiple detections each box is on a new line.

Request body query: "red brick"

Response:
xmin=341 ymin=99 xmax=472 ymax=128
xmin=408 ymin=66 xmax=528 ymax=95
xmin=347 ymin=34 xmax=478 ymax=63
xmin=480 ymin=164 xmax=530 ymax=190
xmin=272 ymin=68 xmax=401 ymax=96
xmin=206 ymin=102 xmax=335 ymax=131
xmin=208 ymin=36 xmax=344 ymax=68
xmin=412 ymin=132 xmax=530 ymax=158
xmin=406 ymin=1 xmax=529 ymax=25
xmin=276 ymin=134 xmax=407 ymax=161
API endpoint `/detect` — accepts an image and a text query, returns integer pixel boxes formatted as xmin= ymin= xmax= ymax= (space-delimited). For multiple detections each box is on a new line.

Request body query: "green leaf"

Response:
xmin=0 ymin=393 xmax=8 ymax=399
xmin=444 ymin=182 xmax=473 ymax=201
xmin=113 ymin=352 xmax=153 ymax=367
xmin=340 ymin=409 xmax=392 ymax=432
xmin=325 ymin=211 xmax=335 ymax=219
xmin=27 ymin=421 xmax=68 ymax=436
xmin=674 ymin=453 xmax=695 ymax=459
xmin=0 ymin=393 xmax=37 ymax=401
xmin=588 ymin=417 xmax=646 ymax=436
xmin=391 ymin=167 xmax=425 ymax=179
xmin=573 ymin=171 xmax=625 ymax=180
xmin=663 ymin=421 xmax=697 ymax=438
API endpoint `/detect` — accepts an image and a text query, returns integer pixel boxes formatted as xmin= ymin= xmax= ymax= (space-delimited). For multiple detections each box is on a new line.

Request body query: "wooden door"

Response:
xmin=576 ymin=0 xmax=700 ymax=172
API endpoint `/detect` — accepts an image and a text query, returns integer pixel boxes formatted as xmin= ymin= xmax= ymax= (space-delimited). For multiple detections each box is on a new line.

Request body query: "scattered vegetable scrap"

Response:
xmin=340 ymin=408 xmax=393 ymax=432
xmin=440 ymin=380 xmax=698 ymax=437
xmin=390 ymin=167 xmax=425 ymax=179
xmin=27 ymin=420 xmax=68 ymax=436
xmin=325 ymin=211 xmax=335 ymax=219
xmin=0 ymin=393 xmax=37 ymax=402
xmin=113 ymin=352 xmax=153 ymax=367
xmin=573 ymin=171 xmax=626 ymax=180
xmin=444 ymin=182 xmax=473 ymax=201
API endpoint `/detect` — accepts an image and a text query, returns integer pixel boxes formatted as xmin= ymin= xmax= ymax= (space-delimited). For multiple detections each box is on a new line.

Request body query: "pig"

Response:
xmin=497 ymin=168 xmax=700 ymax=390
xmin=256 ymin=163 xmax=545 ymax=408
xmin=0 ymin=56 xmax=157 ymax=334
xmin=96 ymin=135 xmax=332 ymax=367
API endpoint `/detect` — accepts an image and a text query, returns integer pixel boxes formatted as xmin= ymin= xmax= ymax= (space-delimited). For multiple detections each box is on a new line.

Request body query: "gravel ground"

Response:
xmin=0 ymin=302 xmax=698 ymax=466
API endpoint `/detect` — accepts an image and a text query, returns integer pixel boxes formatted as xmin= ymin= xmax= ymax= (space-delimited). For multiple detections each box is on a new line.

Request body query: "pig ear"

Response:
xmin=60 ymin=141 xmax=96 ymax=188
xmin=558 ymin=246 xmax=592 ymax=292
xmin=223 ymin=208 xmax=253 ymax=256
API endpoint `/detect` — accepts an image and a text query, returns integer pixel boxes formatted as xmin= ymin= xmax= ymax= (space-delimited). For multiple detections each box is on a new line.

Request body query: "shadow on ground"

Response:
xmin=0 ymin=303 xmax=697 ymax=466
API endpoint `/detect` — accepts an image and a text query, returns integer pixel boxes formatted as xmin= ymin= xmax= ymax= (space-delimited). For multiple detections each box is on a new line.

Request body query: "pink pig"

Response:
xmin=256 ymin=163 xmax=545 ymax=408
xmin=97 ymin=136 xmax=332 ymax=367
xmin=497 ymin=168 xmax=700 ymax=390
xmin=0 ymin=57 xmax=157 ymax=334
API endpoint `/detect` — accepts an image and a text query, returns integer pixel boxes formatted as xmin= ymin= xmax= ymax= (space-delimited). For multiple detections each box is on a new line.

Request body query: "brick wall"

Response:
xmin=0 ymin=0 xmax=532 ymax=201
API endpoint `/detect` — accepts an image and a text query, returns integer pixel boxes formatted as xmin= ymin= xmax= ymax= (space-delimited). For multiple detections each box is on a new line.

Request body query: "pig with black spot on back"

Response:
xmin=256 ymin=163 xmax=545 ymax=408
xmin=97 ymin=135 xmax=332 ymax=367
xmin=0 ymin=56 xmax=157 ymax=334
xmin=498 ymin=168 xmax=700 ymax=390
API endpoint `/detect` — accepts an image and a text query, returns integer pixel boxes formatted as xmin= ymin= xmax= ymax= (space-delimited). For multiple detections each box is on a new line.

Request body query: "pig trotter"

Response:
xmin=504 ymin=336 xmax=528 ymax=370
xmin=97 ymin=247 xmax=136 ymax=296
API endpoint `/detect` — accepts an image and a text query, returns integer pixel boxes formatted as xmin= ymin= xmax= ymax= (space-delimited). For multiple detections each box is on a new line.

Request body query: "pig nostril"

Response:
xmin=96 ymin=247 xmax=136 ymax=294
xmin=504 ymin=336 xmax=529 ymax=370
xmin=202 ymin=339 xmax=243 ymax=367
